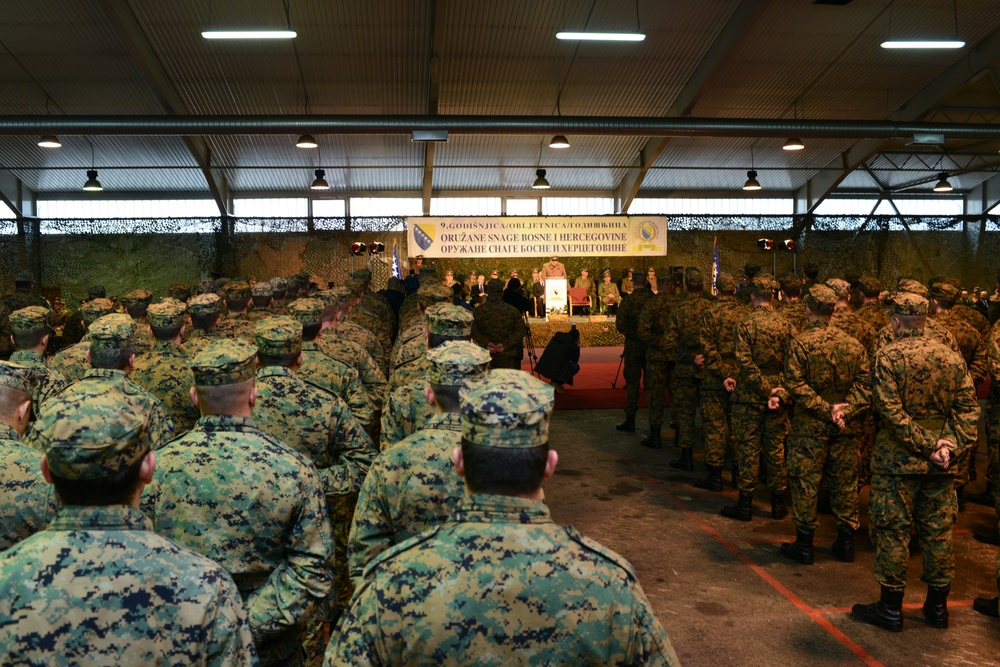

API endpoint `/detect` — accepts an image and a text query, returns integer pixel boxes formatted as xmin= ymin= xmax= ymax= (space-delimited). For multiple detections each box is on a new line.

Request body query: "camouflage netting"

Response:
xmin=2 ymin=214 xmax=998 ymax=308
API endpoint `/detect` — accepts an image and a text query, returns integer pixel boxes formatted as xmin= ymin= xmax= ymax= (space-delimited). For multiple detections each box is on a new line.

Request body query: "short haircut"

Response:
xmin=893 ymin=313 xmax=927 ymax=330
xmin=460 ymin=438 xmax=549 ymax=496
xmin=781 ymin=286 xmax=801 ymax=298
xmin=90 ymin=346 xmax=134 ymax=370
xmin=0 ymin=384 xmax=30 ymax=417
xmin=14 ymin=279 xmax=31 ymax=289
xmin=301 ymin=322 xmax=322 ymax=341
xmin=191 ymin=312 xmax=218 ymax=330
xmin=428 ymin=332 xmax=469 ymax=350
xmin=429 ymin=384 xmax=461 ymax=412
xmin=257 ymin=352 xmax=297 ymax=368
xmin=195 ymin=378 xmax=253 ymax=415
xmin=12 ymin=329 xmax=47 ymax=350
xmin=632 ymin=274 xmax=646 ymax=288
xmin=934 ymin=298 xmax=955 ymax=310
xmin=226 ymin=298 xmax=249 ymax=312
xmin=50 ymin=453 xmax=147 ymax=506
xmin=125 ymin=304 xmax=148 ymax=319
xmin=150 ymin=324 xmax=183 ymax=341
xmin=252 ymin=295 xmax=272 ymax=307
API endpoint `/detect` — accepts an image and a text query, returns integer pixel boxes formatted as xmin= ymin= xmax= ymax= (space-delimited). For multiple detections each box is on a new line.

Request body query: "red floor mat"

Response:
xmin=522 ymin=346 xmax=654 ymax=411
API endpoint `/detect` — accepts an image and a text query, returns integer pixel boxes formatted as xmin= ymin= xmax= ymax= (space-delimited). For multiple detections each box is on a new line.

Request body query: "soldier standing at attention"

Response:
xmin=315 ymin=288 xmax=387 ymax=408
xmin=218 ymin=280 xmax=257 ymax=341
xmin=7 ymin=307 xmax=67 ymax=411
xmin=1 ymin=386 xmax=257 ymax=665
xmin=694 ymin=272 xmax=746 ymax=491
xmin=637 ymin=273 xmax=683 ymax=449
xmin=130 ymin=299 xmax=200 ymax=435
xmin=47 ymin=297 xmax=116 ymax=385
xmin=327 ymin=369 xmax=680 ymax=667
xmin=119 ymin=288 xmax=156 ymax=358
xmin=615 ymin=273 xmax=654 ymax=433
xmin=0 ymin=361 xmax=56 ymax=550
xmin=851 ymin=293 xmax=979 ymax=632
xmin=0 ymin=272 xmax=49 ymax=361
xmin=182 ymin=293 xmax=225 ymax=357
xmin=349 ymin=341 xmax=492 ymax=587
xmin=770 ymin=285 xmax=870 ymax=565
xmin=720 ymin=274 xmax=796 ymax=522
xmin=247 ymin=281 xmax=275 ymax=324
xmin=540 ymin=255 xmax=567 ymax=279
xmin=142 ymin=339 xmax=331 ymax=665
xmin=472 ymin=279 xmax=525 ymax=370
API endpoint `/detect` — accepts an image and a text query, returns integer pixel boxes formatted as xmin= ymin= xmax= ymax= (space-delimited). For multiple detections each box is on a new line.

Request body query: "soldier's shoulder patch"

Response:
xmin=363 ymin=524 xmax=443 ymax=576
xmin=563 ymin=524 xmax=637 ymax=581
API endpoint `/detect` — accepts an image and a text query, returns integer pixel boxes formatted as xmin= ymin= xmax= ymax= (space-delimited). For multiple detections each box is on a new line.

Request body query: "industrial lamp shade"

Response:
xmin=743 ymin=170 xmax=761 ymax=191
xmin=296 ymin=134 xmax=319 ymax=148
xmin=82 ymin=169 xmax=103 ymax=192
xmin=310 ymin=169 xmax=330 ymax=190
xmin=368 ymin=241 xmax=385 ymax=254
xmin=548 ymin=135 xmax=570 ymax=149
xmin=38 ymin=135 xmax=62 ymax=148
xmin=782 ymin=138 xmax=804 ymax=151
xmin=350 ymin=242 xmax=366 ymax=256
xmin=933 ymin=172 xmax=954 ymax=192
xmin=532 ymin=168 xmax=551 ymax=189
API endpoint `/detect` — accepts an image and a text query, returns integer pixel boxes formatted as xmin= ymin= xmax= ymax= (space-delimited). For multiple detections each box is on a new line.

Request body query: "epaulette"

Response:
xmin=563 ymin=524 xmax=637 ymax=582
xmin=362 ymin=523 xmax=443 ymax=577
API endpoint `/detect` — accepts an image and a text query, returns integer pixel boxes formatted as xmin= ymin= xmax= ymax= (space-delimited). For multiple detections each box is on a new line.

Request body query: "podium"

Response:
xmin=545 ymin=278 xmax=567 ymax=320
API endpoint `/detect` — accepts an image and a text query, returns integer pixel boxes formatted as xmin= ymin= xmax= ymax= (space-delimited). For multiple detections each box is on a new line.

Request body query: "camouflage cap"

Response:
xmin=351 ymin=268 xmax=373 ymax=281
xmin=715 ymin=272 xmax=737 ymax=293
xmin=744 ymin=263 xmax=762 ymax=278
xmin=167 ymin=282 xmax=192 ymax=301
xmin=684 ymin=267 xmax=703 ymax=289
xmin=824 ymin=278 xmax=851 ymax=299
xmin=189 ymin=339 xmax=257 ymax=386
xmin=886 ymin=292 xmax=928 ymax=317
xmin=426 ymin=303 xmax=474 ymax=337
xmin=87 ymin=285 xmax=107 ymax=300
xmin=269 ymin=276 xmax=290 ymax=292
xmin=255 ymin=316 xmax=303 ymax=357
xmin=804 ymin=284 xmax=838 ymax=315
xmin=188 ymin=293 xmax=221 ymax=316
xmin=9 ymin=306 xmax=53 ymax=333
xmin=0 ymin=360 xmax=33 ymax=396
xmin=858 ymin=274 xmax=881 ymax=297
xmin=79 ymin=298 xmax=116 ymax=325
xmin=295 ymin=271 xmax=311 ymax=288
xmin=486 ymin=279 xmax=505 ymax=296
xmin=778 ymin=272 xmax=801 ymax=290
xmin=461 ymin=369 xmax=555 ymax=448
xmin=14 ymin=271 xmax=34 ymax=284
xmin=88 ymin=314 xmax=136 ymax=350
xmin=147 ymin=300 xmax=187 ymax=328
xmin=196 ymin=279 xmax=218 ymax=295
xmin=120 ymin=289 xmax=153 ymax=309
xmin=250 ymin=282 xmax=273 ymax=297
xmin=345 ymin=279 xmax=364 ymax=297
xmin=418 ymin=282 xmax=454 ymax=307
xmin=750 ymin=273 xmax=778 ymax=295
xmin=287 ymin=297 xmax=324 ymax=325
xmin=224 ymin=280 xmax=251 ymax=300
xmin=896 ymin=278 xmax=929 ymax=298
xmin=315 ymin=286 xmax=351 ymax=308
xmin=39 ymin=389 xmax=151 ymax=480
xmin=930 ymin=282 xmax=960 ymax=302
xmin=426 ymin=340 xmax=492 ymax=387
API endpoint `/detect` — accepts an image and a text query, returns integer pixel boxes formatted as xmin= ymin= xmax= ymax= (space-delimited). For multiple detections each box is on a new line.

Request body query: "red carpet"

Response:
xmin=522 ymin=346 xmax=653 ymax=411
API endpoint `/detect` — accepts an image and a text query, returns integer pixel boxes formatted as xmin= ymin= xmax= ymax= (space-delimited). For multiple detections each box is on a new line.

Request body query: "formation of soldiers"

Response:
xmin=617 ymin=262 xmax=998 ymax=630
xmin=0 ymin=266 xmax=679 ymax=666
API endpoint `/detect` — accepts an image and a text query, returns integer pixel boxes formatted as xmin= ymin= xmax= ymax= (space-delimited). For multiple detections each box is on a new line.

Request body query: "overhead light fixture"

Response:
xmin=532 ymin=168 xmax=551 ymax=190
xmin=743 ymin=171 xmax=761 ymax=191
xmin=202 ymin=30 xmax=297 ymax=40
xmin=757 ymin=238 xmax=775 ymax=251
xmin=350 ymin=242 xmax=366 ymax=256
xmin=411 ymin=130 xmax=449 ymax=142
xmin=881 ymin=40 xmax=964 ymax=49
xmin=556 ymin=32 xmax=645 ymax=41
xmin=549 ymin=135 xmax=570 ymax=149
xmin=368 ymin=241 xmax=385 ymax=255
xmin=782 ymin=138 xmax=804 ymax=151
xmin=296 ymin=134 xmax=318 ymax=149
xmin=38 ymin=135 xmax=61 ymax=148
xmin=310 ymin=169 xmax=330 ymax=190
xmin=83 ymin=170 xmax=103 ymax=192
xmin=933 ymin=172 xmax=954 ymax=192
xmin=781 ymin=239 xmax=797 ymax=251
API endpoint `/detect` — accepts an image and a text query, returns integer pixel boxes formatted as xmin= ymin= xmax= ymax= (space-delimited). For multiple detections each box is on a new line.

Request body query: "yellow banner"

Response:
xmin=405 ymin=216 xmax=667 ymax=258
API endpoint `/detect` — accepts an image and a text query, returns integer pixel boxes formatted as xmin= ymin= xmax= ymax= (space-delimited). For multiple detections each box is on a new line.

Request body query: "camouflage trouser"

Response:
xmin=856 ymin=414 xmax=876 ymax=487
xmin=787 ymin=433 xmax=860 ymax=532
xmin=623 ymin=341 xmax=646 ymax=417
xmin=732 ymin=401 xmax=788 ymax=494
xmin=700 ymin=389 xmax=733 ymax=467
xmin=645 ymin=349 xmax=670 ymax=427
xmin=670 ymin=365 xmax=700 ymax=449
xmin=869 ymin=474 xmax=957 ymax=591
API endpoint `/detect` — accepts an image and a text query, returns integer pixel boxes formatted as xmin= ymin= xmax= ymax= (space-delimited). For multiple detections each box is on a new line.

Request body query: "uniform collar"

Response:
xmin=450 ymin=493 xmax=552 ymax=524
xmin=83 ymin=368 xmax=128 ymax=380
xmin=10 ymin=350 xmax=44 ymax=364
xmin=257 ymin=365 xmax=295 ymax=380
xmin=50 ymin=504 xmax=151 ymax=532
xmin=807 ymin=319 xmax=830 ymax=330
xmin=153 ymin=340 xmax=184 ymax=353
xmin=195 ymin=414 xmax=260 ymax=433
xmin=426 ymin=412 xmax=462 ymax=431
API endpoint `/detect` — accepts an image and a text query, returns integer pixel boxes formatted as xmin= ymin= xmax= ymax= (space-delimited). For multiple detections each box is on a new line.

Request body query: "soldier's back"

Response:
xmin=46 ymin=340 xmax=90 ymax=385
xmin=8 ymin=350 xmax=67 ymax=408
xmin=616 ymin=288 xmax=653 ymax=342
xmin=380 ymin=377 xmax=436 ymax=449
xmin=0 ymin=434 xmax=57 ymax=550
xmin=130 ymin=342 xmax=200 ymax=434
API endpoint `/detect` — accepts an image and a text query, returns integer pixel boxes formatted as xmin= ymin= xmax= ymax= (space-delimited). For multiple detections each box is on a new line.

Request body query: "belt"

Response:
xmin=914 ymin=417 xmax=946 ymax=431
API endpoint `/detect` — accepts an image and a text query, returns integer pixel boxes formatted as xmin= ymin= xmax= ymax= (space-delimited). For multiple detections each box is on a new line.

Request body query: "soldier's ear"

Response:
xmin=425 ymin=386 xmax=435 ymax=406
xmin=542 ymin=449 xmax=559 ymax=484
xmin=15 ymin=397 xmax=30 ymax=428
xmin=452 ymin=446 xmax=465 ymax=478
xmin=40 ymin=457 xmax=52 ymax=484
xmin=189 ymin=386 xmax=199 ymax=408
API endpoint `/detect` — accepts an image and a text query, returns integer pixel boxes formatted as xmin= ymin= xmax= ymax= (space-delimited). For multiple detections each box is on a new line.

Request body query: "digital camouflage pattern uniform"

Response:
xmin=328 ymin=369 xmax=678 ymax=667
xmin=616 ymin=283 xmax=654 ymax=420
xmin=732 ymin=275 xmax=795 ymax=495
xmin=182 ymin=293 xmax=225 ymax=358
xmin=47 ymin=298 xmax=116 ymax=385
xmin=388 ymin=282 xmax=453 ymax=374
xmin=698 ymin=274 xmax=747 ymax=468
xmin=8 ymin=307 xmax=68 ymax=411
xmin=218 ymin=281 xmax=258 ymax=341
xmin=348 ymin=342 xmax=490 ymax=588
xmin=334 ymin=319 xmax=387 ymax=378
xmin=4 ymin=382 xmax=257 ymax=666
xmin=778 ymin=286 xmax=870 ymax=535
xmin=869 ymin=294 xmax=980 ymax=593
xmin=0 ymin=276 xmax=49 ymax=360
xmin=471 ymin=280 xmax=525 ymax=370
xmin=638 ymin=289 xmax=683 ymax=432
xmin=144 ymin=339 xmax=333 ymax=666
xmin=317 ymin=334 xmax=387 ymax=407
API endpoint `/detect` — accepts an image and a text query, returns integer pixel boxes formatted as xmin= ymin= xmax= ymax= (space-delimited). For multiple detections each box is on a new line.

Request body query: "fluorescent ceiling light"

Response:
xmin=202 ymin=30 xmax=297 ymax=40
xmin=556 ymin=32 xmax=645 ymax=42
xmin=880 ymin=40 xmax=964 ymax=49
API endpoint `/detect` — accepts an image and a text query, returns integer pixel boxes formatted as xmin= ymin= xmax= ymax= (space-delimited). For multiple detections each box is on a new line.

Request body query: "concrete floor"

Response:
xmin=543 ymin=409 xmax=1000 ymax=667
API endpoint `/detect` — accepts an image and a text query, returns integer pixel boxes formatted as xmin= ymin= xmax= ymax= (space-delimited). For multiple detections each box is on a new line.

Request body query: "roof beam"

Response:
xmin=0 ymin=172 xmax=35 ymax=218
xmin=966 ymin=171 xmax=1000 ymax=214
xmin=422 ymin=0 xmax=446 ymax=216
xmin=794 ymin=26 xmax=1000 ymax=215
xmin=94 ymin=0 xmax=231 ymax=216
xmin=616 ymin=0 xmax=765 ymax=213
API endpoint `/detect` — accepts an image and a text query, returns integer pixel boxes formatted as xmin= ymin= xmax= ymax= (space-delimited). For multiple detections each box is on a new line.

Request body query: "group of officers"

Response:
xmin=615 ymin=262 xmax=1000 ymax=631
xmin=0 ymin=267 xmax=679 ymax=666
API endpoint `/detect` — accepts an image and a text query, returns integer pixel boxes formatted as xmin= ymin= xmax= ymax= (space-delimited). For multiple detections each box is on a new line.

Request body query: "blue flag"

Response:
xmin=711 ymin=236 xmax=720 ymax=297
xmin=391 ymin=239 xmax=402 ymax=279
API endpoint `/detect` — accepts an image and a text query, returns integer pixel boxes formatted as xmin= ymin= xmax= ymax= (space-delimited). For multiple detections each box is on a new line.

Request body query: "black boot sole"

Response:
xmin=779 ymin=543 xmax=813 ymax=565
xmin=831 ymin=545 xmax=855 ymax=563
xmin=922 ymin=606 xmax=948 ymax=629
xmin=851 ymin=604 xmax=903 ymax=632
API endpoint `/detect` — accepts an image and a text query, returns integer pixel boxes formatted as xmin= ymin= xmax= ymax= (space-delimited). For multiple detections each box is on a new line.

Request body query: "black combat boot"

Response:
xmin=967 ymin=482 xmax=995 ymax=506
xmin=669 ymin=447 xmax=695 ymax=471
xmin=973 ymin=596 xmax=1000 ymax=618
xmin=639 ymin=425 xmax=662 ymax=449
xmin=779 ymin=528 xmax=814 ymax=565
xmin=730 ymin=463 xmax=739 ymax=489
xmin=770 ymin=491 xmax=788 ymax=520
xmin=922 ymin=585 xmax=950 ymax=628
xmin=831 ymin=527 xmax=855 ymax=563
xmin=852 ymin=586 xmax=904 ymax=632
xmin=615 ymin=414 xmax=636 ymax=432
xmin=720 ymin=491 xmax=753 ymax=521
xmin=974 ymin=524 xmax=1000 ymax=546
xmin=694 ymin=465 xmax=723 ymax=492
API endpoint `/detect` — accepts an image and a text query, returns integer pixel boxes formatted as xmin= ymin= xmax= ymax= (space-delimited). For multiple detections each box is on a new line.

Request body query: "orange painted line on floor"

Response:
xmin=635 ymin=469 xmax=886 ymax=667
xmin=817 ymin=600 xmax=975 ymax=615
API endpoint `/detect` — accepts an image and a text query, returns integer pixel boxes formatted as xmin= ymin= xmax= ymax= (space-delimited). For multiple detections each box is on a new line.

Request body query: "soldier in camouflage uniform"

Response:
xmin=854 ymin=275 xmax=887 ymax=334
xmin=0 ymin=361 xmax=56 ymax=550
xmin=182 ymin=293 xmax=225 ymax=357
xmin=218 ymin=280 xmax=257 ymax=340
xmin=871 ymin=279 xmax=961 ymax=357
xmin=330 ymin=295 xmax=388 ymax=379
xmin=251 ymin=317 xmax=375 ymax=616
xmin=142 ymin=339 xmax=330 ymax=665
xmin=389 ymin=282 xmax=454 ymax=378
xmin=315 ymin=291 xmax=387 ymax=408
xmin=2 ymin=382 xmax=257 ymax=666
xmin=381 ymin=304 xmax=475 ymax=449
xmin=615 ymin=273 xmax=654 ymax=433
xmin=827 ymin=278 xmax=876 ymax=352
xmin=130 ymin=299 xmax=200 ymax=434
xmin=973 ymin=343 xmax=1000 ymax=616
xmin=471 ymin=279 xmax=526 ymax=371
xmin=47 ymin=297 xmax=116 ymax=385
xmin=349 ymin=341 xmax=491 ymax=588
xmin=0 ymin=272 xmax=49 ymax=360
xmin=119 ymin=288 xmax=157 ymax=358
xmin=851 ymin=293 xmax=979 ymax=633
xmin=267 ymin=277 xmax=291 ymax=316
xmin=771 ymin=285 xmax=870 ymax=565
xmin=347 ymin=271 xmax=395 ymax=355
xmin=852 ymin=275 xmax=885 ymax=489
xmin=721 ymin=274 xmax=795 ymax=522
xmin=247 ymin=281 xmax=276 ymax=324
xmin=327 ymin=369 xmax=679 ymax=667
xmin=8 ymin=307 xmax=67 ymax=412
xmin=776 ymin=272 xmax=808 ymax=332
xmin=637 ymin=275 xmax=685 ymax=448
xmin=695 ymin=272 xmax=746 ymax=491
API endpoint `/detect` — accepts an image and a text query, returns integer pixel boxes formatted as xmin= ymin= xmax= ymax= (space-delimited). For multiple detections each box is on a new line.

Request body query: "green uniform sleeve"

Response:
xmin=347 ymin=463 xmax=394 ymax=591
